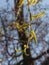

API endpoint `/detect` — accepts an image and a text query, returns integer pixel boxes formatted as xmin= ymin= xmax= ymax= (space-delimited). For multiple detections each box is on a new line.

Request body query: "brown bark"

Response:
xmin=14 ymin=0 xmax=33 ymax=65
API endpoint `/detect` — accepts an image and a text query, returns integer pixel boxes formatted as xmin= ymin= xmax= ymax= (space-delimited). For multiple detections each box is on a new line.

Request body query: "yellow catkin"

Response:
xmin=18 ymin=0 xmax=24 ymax=7
xmin=15 ymin=48 xmax=23 ymax=52
xmin=30 ymin=12 xmax=45 ymax=21
xmin=28 ymin=29 xmax=37 ymax=43
xmin=28 ymin=0 xmax=38 ymax=6
xmin=15 ymin=44 xmax=29 ymax=56
xmin=16 ymin=22 xmax=31 ymax=31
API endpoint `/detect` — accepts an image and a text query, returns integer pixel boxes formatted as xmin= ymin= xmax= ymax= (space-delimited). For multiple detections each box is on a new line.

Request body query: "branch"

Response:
xmin=32 ymin=49 xmax=49 ymax=60
xmin=0 ymin=16 xmax=11 ymax=55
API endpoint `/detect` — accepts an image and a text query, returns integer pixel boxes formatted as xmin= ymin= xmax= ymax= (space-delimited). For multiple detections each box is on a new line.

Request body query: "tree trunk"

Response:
xmin=14 ymin=0 xmax=33 ymax=65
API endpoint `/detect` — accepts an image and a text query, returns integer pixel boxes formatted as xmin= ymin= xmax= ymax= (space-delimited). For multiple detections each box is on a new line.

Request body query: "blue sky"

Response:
xmin=0 ymin=0 xmax=49 ymax=65
xmin=0 ymin=0 xmax=49 ymax=9
xmin=0 ymin=0 xmax=14 ymax=10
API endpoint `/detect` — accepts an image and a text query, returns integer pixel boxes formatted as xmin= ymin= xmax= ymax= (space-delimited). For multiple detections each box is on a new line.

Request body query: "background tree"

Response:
xmin=0 ymin=0 xmax=49 ymax=65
